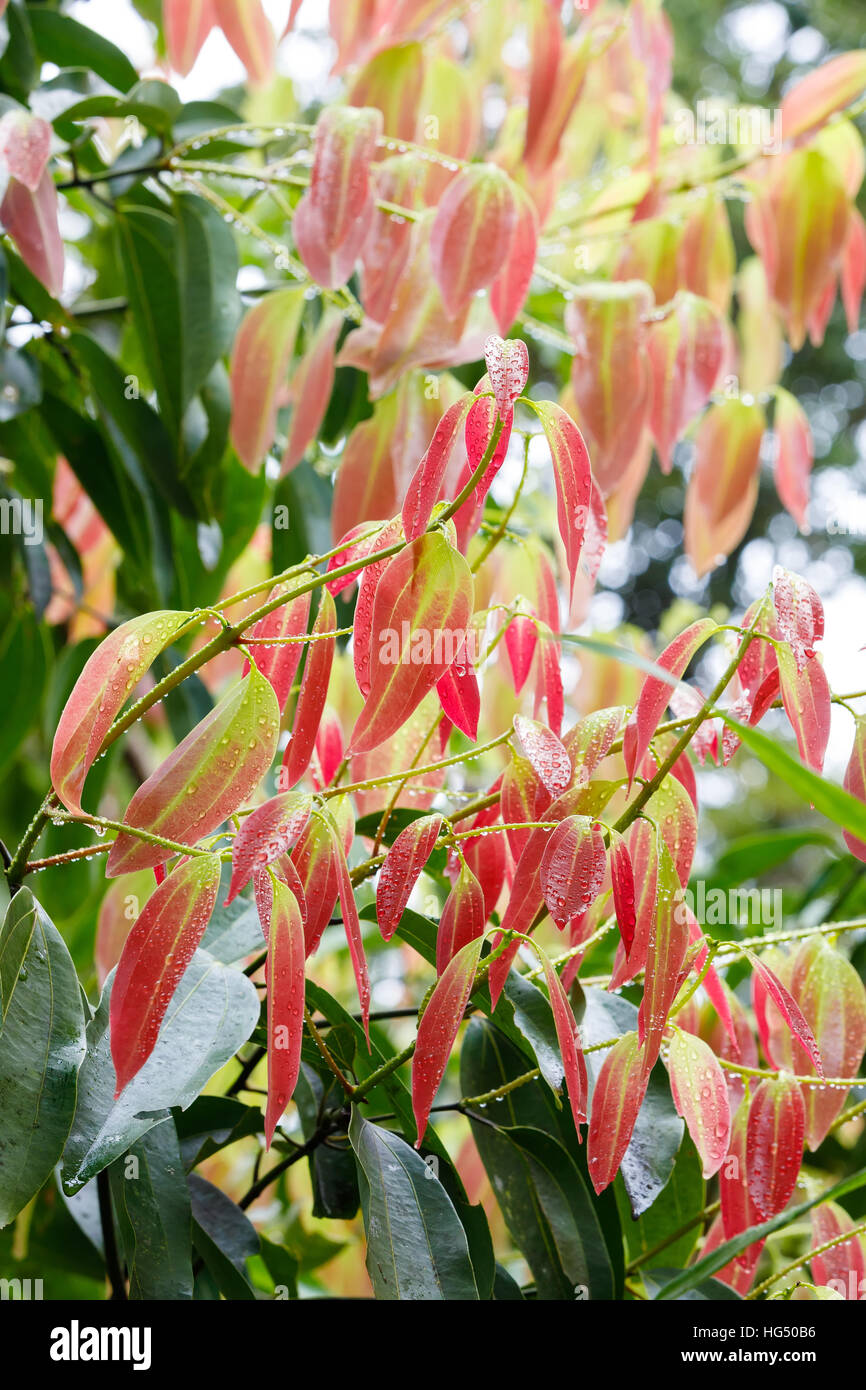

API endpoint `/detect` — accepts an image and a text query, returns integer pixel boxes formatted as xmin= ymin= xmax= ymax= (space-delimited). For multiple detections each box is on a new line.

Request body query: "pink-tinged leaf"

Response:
xmin=843 ymin=716 xmax=866 ymax=861
xmin=609 ymin=829 xmax=636 ymax=955
xmin=412 ymin=935 xmax=482 ymax=1145
xmin=436 ymin=861 xmax=485 ymax=975
xmin=347 ymin=41 xmax=424 ymax=142
xmin=304 ymin=103 xmax=383 ymax=253
xmin=350 ymin=532 xmax=474 ymax=754
xmin=610 ymin=820 xmax=659 ymax=988
xmin=256 ymin=873 xmax=306 ymax=1146
xmin=483 ymin=334 xmax=529 ymax=420
xmin=701 ymin=1213 xmax=762 ymax=1295
xmin=513 ymin=714 xmax=571 ymax=798
xmin=780 ymin=51 xmax=866 ymax=141
xmin=666 ymin=1027 xmax=731 ymax=1178
xmin=529 ymin=398 xmax=592 ymax=606
xmin=106 ymin=665 xmax=280 ymax=877
xmin=772 ymin=389 xmax=813 ymax=530
xmin=623 ymin=618 xmax=717 ymax=788
xmin=324 ymin=808 xmax=370 ymax=1040
xmin=436 ymin=638 xmax=479 ymax=740
xmin=51 ymin=609 xmax=193 ymax=813
xmin=429 ymin=163 xmax=519 ymax=318
xmin=225 ymin=792 xmax=312 ymax=904
xmin=534 ymin=942 xmax=587 ymax=1132
xmin=1 ymin=169 xmax=64 ymax=296
xmin=746 ymin=1074 xmax=805 ymax=1221
xmin=586 ymin=1031 xmax=647 ymax=1194
xmin=842 ymin=209 xmax=866 ymax=334
xmin=376 ymin=813 xmax=443 ymax=941
xmin=267 ymin=854 xmax=308 ymax=928
xmin=638 ymin=842 xmax=690 ymax=1076
xmin=229 ymin=286 xmax=304 ymax=470
xmin=646 ymin=292 xmax=726 ymax=472
xmin=243 ymin=583 xmax=311 ymax=713
xmin=539 ymin=815 xmax=606 ymax=929
xmin=720 ymin=1100 xmax=765 ymax=1270
xmin=489 ymin=186 xmax=539 ymax=334
xmin=563 ymin=706 xmax=627 ymax=785
xmin=740 ymin=945 xmax=823 ymax=1078
xmin=402 ymin=393 xmax=474 ymax=541
xmin=501 ymin=751 xmax=551 ymax=864
xmin=669 ymin=683 xmax=719 ymax=766
xmin=212 ymin=0 xmax=275 ymax=85
xmin=281 ymin=590 xmax=336 ymax=788
xmin=738 ymin=592 xmax=781 ymax=707
xmin=684 ymin=400 xmax=765 ymax=576
xmin=461 ymin=794 xmax=506 ymax=922
xmin=685 ymin=909 xmax=738 ymax=1056
xmin=164 ymin=0 xmax=215 ymax=75
xmin=811 ymin=1202 xmax=866 ymax=1299
xmin=95 ymin=874 xmax=152 ymax=989
xmin=777 ymin=648 xmax=831 ymax=775
xmin=524 ymin=0 xmax=563 ymax=168
xmin=281 ymin=308 xmax=342 ymax=473
xmin=352 ymin=517 xmax=403 ymax=696
xmin=773 ymin=565 xmax=824 ymax=671
xmin=312 ymin=707 xmax=344 ymax=790
xmin=565 ymin=281 xmax=653 ymax=495
xmin=0 ymin=110 xmax=51 ymax=191
xmin=326 ymin=522 xmax=380 ymax=596
xmin=110 ymin=853 xmax=221 ymax=1095
xmin=451 ymin=396 xmax=514 ymax=550
xmin=678 ymin=194 xmax=735 ymax=313
xmin=360 ymin=155 xmax=420 ymax=322
xmin=504 ymin=611 xmax=538 ymax=695
xmin=292 ymin=804 xmax=349 ymax=957
xmin=523 ymin=22 xmax=592 ymax=175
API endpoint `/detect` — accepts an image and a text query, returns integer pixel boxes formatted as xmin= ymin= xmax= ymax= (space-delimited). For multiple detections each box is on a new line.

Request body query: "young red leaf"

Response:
xmin=646 ymin=292 xmax=726 ymax=472
xmin=586 ymin=1031 xmax=647 ymax=1194
xmin=350 ymin=532 xmax=474 ymax=754
xmin=281 ymin=590 xmax=337 ymax=788
xmin=720 ymin=1100 xmax=765 ymax=1271
xmin=773 ymin=565 xmax=824 ymax=671
xmin=1 ymin=168 xmax=64 ymax=296
xmin=684 ymin=400 xmax=765 ymax=576
xmin=401 ymin=393 xmax=474 ymax=541
xmin=311 ymin=707 xmax=344 ymax=790
xmin=0 ymin=110 xmax=51 ymax=192
xmin=376 ymin=813 xmax=443 ymax=941
xmin=777 ymin=647 xmax=831 ymax=775
xmin=503 ymin=611 xmax=538 ymax=695
xmin=563 ymin=707 xmax=627 ymax=785
xmin=324 ymin=808 xmax=370 ymax=1041
xmin=436 ymin=638 xmax=480 ymax=740
xmin=501 ymin=750 xmax=551 ymax=864
xmin=326 ymin=522 xmax=379 ymax=596
xmin=638 ymin=841 xmax=690 ymax=1076
xmin=51 ymin=609 xmax=193 ymax=812
xmin=529 ymin=399 xmax=592 ymax=606
xmin=106 ymin=665 xmax=280 ymax=877
xmin=292 ymin=806 xmax=345 ymax=957
xmin=539 ymin=815 xmax=606 ymax=929
xmin=666 ymin=1027 xmax=731 ymax=1178
xmin=164 ymin=0 xmax=215 ymax=74
xmin=609 ymin=828 xmax=637 ymax=955
xmin=243 ymin=583 xmax=311 ymax=713
xmin=360 ymin=155 xmax=420 ymax=322
xmin=226 ymin=792 xmax=312 ymax=904
xmin=436 ymin=861 xmax=485 ymax=975
xmin=843 ymin=715 xmax=866 ymax=861
xmin=746 ymin=1074 xmax=805 ymax=1221
xmin=684 ymin=909 xmax=738 ymax=1055
xmin=513 ymin=715 xmax=571 ymax=798
xmin=257 ymin=873 xmax=306 ymax=1146
xmin=623 ymin=617 xmax=717 ymax=788
xmin=461 ymin=795 xmax=506 ymax=922
xmin=842 ymin=209 xmax=866 ymax=333
xmin=533 ymin=942 xmax=588 ymax=1132
xmin=811 ymin=1201 xmax=866 ymax=1299
xmin=110 ymin=853 xmax=221 ymax=1095
xmin=212 ymin=0 xmax=274 ymax=83
xmin=779 ymin=50 xmax=866 ymax=141
xmin=352 ymin=516 xmax=404 ymax=696
xmin=412 ymin=935 xmax=482 ymax=1145
xmin=740 ymin=945 xmax=823 ymax=1077
xmin=229 ymin=287 xmax=304 ymax=471
xmin=610 ymin=819 xmax=660 ymax=988
xmin=294 ymin=105 xmax=383 ymax=288
xmin=429 ymin=164 xmax=519 ymax=317
xmin=772 ymin=389 xmax=814 ymax=531
xmin=281 ymin=308 xmax=342 ymax=473
xmin=489 ymin=186 xmax=538 ymax=334
xmin=483 ymin=334 xmax=529 ymax=420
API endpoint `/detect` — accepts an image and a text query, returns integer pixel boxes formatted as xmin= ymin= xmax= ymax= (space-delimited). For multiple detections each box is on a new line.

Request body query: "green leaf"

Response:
xmin=116 ymin=206 xmax=184 ymax=439
xmin=498 ymin=970 xmax=565 ymax=1096
xmin=109 ymin=1118 xmax=194 ymax=1299
xmin=0 ymin=346 xmax=41 ymax=420
xmin=189 ymin=1174 xmax=260 ymax=1300
xmin=175 ymin=193 xmax=240 ymax=412
xmin=349 ymin=1112 xmax=480 ymax=1301
xmin=259 ymin=1236 xmax=299 ymax=1299
xmin=0 ymin=890 xmax=86 ymax=1227
xmin=0 ymin=601 xmax=48 ymax=778
xmin=723 ymin=715 xmax=866 ymax=843
xmin=294 ymin=1064 xmax=360 ymax=1220
xmin=174 ymin=1095 xmax=263 ymax=1169
xmin=61 ymin=950 xmax=259 ymax=1193
xmin=643 ymin=1267 xmax=742 ymax=1300
xmin=30 ymin=9 xmax=138 ymax=91
xmin=615 ymin=1134 xmax=705 ymax=1272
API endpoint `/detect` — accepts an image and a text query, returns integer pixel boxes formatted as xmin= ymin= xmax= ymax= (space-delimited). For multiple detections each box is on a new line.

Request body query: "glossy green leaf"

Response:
xmin=109 ymin=1118 xmax=193 ymax=1299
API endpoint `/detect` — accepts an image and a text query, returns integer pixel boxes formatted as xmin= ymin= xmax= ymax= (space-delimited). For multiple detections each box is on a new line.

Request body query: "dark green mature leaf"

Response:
xmin=61 ymin=950 xmax=259 ymax=1193
xmin=0 ymin=601 xmax=48 ymax=777
xmin=259 ymin=1236 xmax=299 ymax=1299
xmin=175 ymin=193 xmax=240 ymax=412
xmin=294 ymin=1064 xmax=359 ymax=1220
xmin=189 ymin=1174 xmax=260 ymax=1300
xmin=615 ymin=1134 xmax=705 ymax=1272
xmin=498 ymin=971 xmax=565 ymax=1095
xmin=349 ymin=1112 xmax=479 ymax=1301
xmin=493 ymin=1263 xmax=524 ymax=1299
xmin=116 ymin=206 xmax=184 ymax=439
xmin=110 ymin=1119 xmax=194 ymax=1299
xmin=0 ymin=346 xmax=41 ymax=421
xmin=174 ymin=1095 xmax=262 ymax=1169
xmin=0 ymin=0 xmax=36 ymax=102
xmin=30 ymin=9 xmax=138 ymax=91
xmin=0 ymin=890 xmax=86 ymax=1227
xmin=580 ymin=987 xmax=684 ymax=1217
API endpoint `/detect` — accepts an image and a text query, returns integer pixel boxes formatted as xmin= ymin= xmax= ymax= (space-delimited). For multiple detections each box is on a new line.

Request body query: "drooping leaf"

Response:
xmin=623 ymin=618 xmax=717 ymax=788
xmin=281 ymin=589 xmax=336 ymax=788
xmin=527 ymin=398 xmax=592 ymax=605
xmin=226 ymin=792 xmax=311 ymax=904
xmin=282 ymin=308 xmax=342 ymax=473
xmin=665 ymin=1027 xmax=730 ymax=1179
xmin=429 ymin=163 xmax=518 ymax=317
xmin=256 ymin=874 xmax=306 ymax=1146
xmin=376 ymin=813 xmax=443 ymax=941
xmin=412 ymin=935 xmax=482 ymax=1144
xmin=746 ymin=1074 xmax=805 ymax=1222
xmin=436 ymin=861 xmax=485 ymax=975
xmin=109 ymin=1119 xmax=193 ymax=1299
xmin=229 ymin=287 xmax=305 ymax=471
xmin=586 ymin=1031 xmax=647 ymax=1195
xmin=539 ymin=815 xmax=606 ymax=929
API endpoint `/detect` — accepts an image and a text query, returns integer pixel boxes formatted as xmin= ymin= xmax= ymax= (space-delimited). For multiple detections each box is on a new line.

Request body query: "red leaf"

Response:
xmin=685 ymin=909 xmax=738 ymax=1056
xmin=436 ymin=861 xmax=486 ymax=975
xmin=773 ymin=565 xmax=824 ymax=671
xmin=483 ymin=334 xmax=529 ymax=420
xmin=401 ymin=393 xmax=474 ymax=540
xmin=666 ymin=1027 xmax=731 ymax=1178
xmin=842 ymin=209 xmax=866 ymax=334
xmin=461 ymin=796 xmax=506 ymax=921
xmin=0 ymin=110 xmax=51 ymax=191
xmin=51 ymin=609 xmax=192 ymax=812
xmin=609 ymin=828 xmax=637 ymax=955
xmin=430 ymin=164 xmax=519 ymax=318
xmin=256 ymin=873 xmax=306 ymax=1147
xmin=529 ymin=399 xmax=592 ymax=606
xmin=489 ymin=186 xmax=538 ymax=334
xmin=638 ymin=841 xmax=689 ymax=1075
xmin=772 ymin=389 xmax=813 ymax=531
xmin=1 ymin=169 xmax=64 ymax=296
xmin=811 ymin=1202 xmax=866 ymax=1299
xmin=780 ymin=51 xmax=866 ymax=141
xmin=326 ymin=523 xmax=379 ymax=596
xmin=740 ymin=946 xmax=824 ymax=1077
xmin=684 ymin=400 xmax=765 ymax=576
xmin=110 ymin=853 xmax=221 ymax=1095
xmin=436 ymin=637 xmax=480 ymax=740
xmin=350 ymin=532 xmax=474 ymax=754
xmin=586 ymin=1031 xmax=647 ymax=1194
xmin=106 ymin=665 xmax=280 ymax=877
xmin=843 ymin=716 xmax=866 ymax=861
xmin=504 ymin=612 xmax=538 ymax=695
xmin=623 ymin=618 xmax=717 ymax=788
xmin=563 ymin=706 xmax=627 ymax=785
xmin=212 ymin=0 xmax=274 ymax=83
xmin=225 ymin=792 xmax=312 ymax=904
xmin=292 ymin=806 xmax=347 ymax=956
xmin=312 ymin=707 xmax=344 ymax=790
xmin=164 ymin=0 xmax=215 ymax=74
xmin=412 ymin=935 xmax=482 ymax=1145
xmin=281 ymin=308 xmax=342 ymax=473
xmin=746 ymin=1074 xmax=805 ymax=1221
xmin=325 ymin=808 xmax=370 ymax=1040
xmin=352 ymin=516 xmax=404 ymax=697
xmin=513 ymin=714 xmax=571 ymax=797
xmin=281 ymin=590 xmax=337 ymax=788
xmin=720 ymin=1100 xmax=765 ymax=1269
xmin=376 ymin=813 xmax=443 ymax=941
xmin=646 ymin=292 xmax=726 ymax=472
xmin=229 ymin=287 xmax=304 ymax=470
xmin=243 ymin=583 xmax=311 ymax=713
xmin=539 ymin=815 xmax=606 ymax=929
xmin=534 ymin=942 xmax=588 ymax=1132
xmin=777 ymin=648 xmax=831 ymax=775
